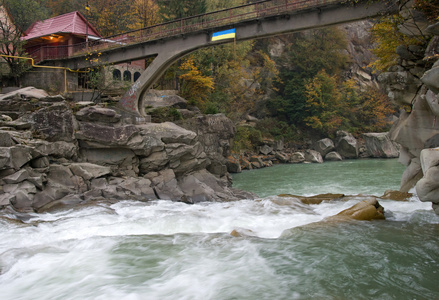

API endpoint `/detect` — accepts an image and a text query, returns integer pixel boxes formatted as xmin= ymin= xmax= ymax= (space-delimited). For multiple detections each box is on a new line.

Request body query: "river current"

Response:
xmin=0 ymin=159 xmax=438 ymax=299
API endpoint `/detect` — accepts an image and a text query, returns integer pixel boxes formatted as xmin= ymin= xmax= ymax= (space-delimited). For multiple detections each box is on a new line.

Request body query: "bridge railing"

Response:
xmin=28 ymin=0 xmax=352 ymax=63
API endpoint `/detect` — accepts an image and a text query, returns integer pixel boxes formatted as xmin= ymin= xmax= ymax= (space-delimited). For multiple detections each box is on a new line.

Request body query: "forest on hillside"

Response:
xmin=2 ymin=0 xmax=438 ymax=148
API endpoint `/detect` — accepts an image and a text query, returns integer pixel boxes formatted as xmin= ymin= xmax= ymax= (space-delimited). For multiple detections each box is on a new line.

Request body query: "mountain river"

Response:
xmin=0 ymin=159 xmax=438 ymax=299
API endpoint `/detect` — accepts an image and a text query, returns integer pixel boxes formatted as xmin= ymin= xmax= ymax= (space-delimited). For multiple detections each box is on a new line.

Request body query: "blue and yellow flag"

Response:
xmin=212 ymin=29 xmax=236 ymax=41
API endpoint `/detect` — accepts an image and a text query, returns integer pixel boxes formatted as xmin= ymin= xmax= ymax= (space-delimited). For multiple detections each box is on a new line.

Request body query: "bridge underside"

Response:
xmin=62 ymin=1 xmax=397 ymax=118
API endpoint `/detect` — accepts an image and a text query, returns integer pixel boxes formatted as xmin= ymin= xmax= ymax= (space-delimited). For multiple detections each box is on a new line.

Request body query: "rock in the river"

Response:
xmin=314 ymin=138 xmax=335 ymax=157
xmin=416 ymin=148 xmax=439 ymax=205
xmin=31 ymin=103 xmax=75 ymax=142
xmin=304 ymin=149 xmax=323 ymax=163
xmin=75 ymin=106 xmax=121 ymax=123
xmin=325 ymin=151 xmax=343 ymax=161
xmin=363 ymin=132 xmax=399 ymax=158
xmin=329 ymin=198 xmax=385 ymax=221
xmin=290 ymin=152 xmax=305 ymax=163
xmin=335 ymin=131 xmax=358 ymax=159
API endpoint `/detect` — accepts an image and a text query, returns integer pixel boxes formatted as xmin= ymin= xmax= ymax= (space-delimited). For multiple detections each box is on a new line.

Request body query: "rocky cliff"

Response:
xmin=0 ymin=87 xmax=254 ymax=213
xmin=380 ymin=16 xmax=439 ymax=213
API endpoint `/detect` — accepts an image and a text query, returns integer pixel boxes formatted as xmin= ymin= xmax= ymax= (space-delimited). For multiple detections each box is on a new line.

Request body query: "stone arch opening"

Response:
xmin=113 ymin=69 xmax=121 ymax=80
xmin=123 ymin=70 xmax=132 ymax=82
xmin=134 ymin=72 xmax=141 ymax=82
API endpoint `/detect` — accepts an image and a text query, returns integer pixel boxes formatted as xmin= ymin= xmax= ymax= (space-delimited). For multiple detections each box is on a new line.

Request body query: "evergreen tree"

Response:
xmin=157 ymin=0 xmax=206 ymax=21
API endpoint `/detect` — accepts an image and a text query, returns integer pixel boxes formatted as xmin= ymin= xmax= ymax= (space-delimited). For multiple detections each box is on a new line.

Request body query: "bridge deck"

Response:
xmin=29 ymin=0 xmax=364 ymax=63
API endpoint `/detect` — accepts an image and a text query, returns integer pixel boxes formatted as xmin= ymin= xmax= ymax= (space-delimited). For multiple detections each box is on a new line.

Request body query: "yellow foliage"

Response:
xmin=179 ymin=57 xmax=214 ymax=108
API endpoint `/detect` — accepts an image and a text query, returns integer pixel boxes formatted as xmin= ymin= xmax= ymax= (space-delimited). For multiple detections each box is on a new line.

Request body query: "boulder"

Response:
xmin=137 ymin=122 xmax=197 ymax=145
xmin=69 ymin=163 xmax=112 ymax=181
xmin=226 ymin=156 xmax=242 ymax=173
xmin=0 ymin=87 xmax=49 ymax=101
xmin=329 ymin=198 xmax=385 ymax=221
xmin=31 ymin=103 xmax=75 ymax=142
xmin=76 ymin=122 xmax=141 ymax=148
xmin=2 ymin=169 xmax=30 ymax=184
xmin=143 ymin=90 xmax=187 ymax=109
xmin=336 ymin=131 xmax=358 ymax=159
xmin=325 ymin=151 xmax=343 ymax=161
xmin=416 ymin=148 xmax=439 ymax=204
xmin=37 ymin=195 xmax=83 ymax=212
xmin=0 ymin=131 xmax=16 ymax=147
xmin=425 ymin=90 xmax=439 ymax=117
xmin=259 ymin=145 xmax=273 ymax=155
xmin=139 ymin=150 xmax=169 ymax=174
xmin=107 ymin=177 xmax=157 ymax=201
xmin=290 ymin=152 xmax=305 ymax=163
xmin=314 ymin=138 xmax=335 ymax=156
xmin=75 ymin=106 xmax=121 ymax=123
xmin=0 ymin=146 xmax=39 ymax=171
xmin=363 ymin=132 xmax=399 ymax=158
xmin=149 ymin=169 xmax=184 ymax=201
xmin=30 ymin=157 xmax=50 ymax=169
xmin=10 ymin=190 xmax=34 ymax=212
xmin=30 ymin=140 xmax=78 ymax=159
xmin=390 ymin=94 xmax=439 ymax=159
xmin=304 ymin=149 xmax=323 ymax=163
xmin=275 ymin=152 xmax=289 ymax=163
xmin=421 ymin=65 xmax=439 ymax=94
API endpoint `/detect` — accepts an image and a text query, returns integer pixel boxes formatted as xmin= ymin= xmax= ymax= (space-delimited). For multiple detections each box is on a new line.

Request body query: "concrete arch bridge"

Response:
xmin=41 ymin=0 xmax=399 ymax=119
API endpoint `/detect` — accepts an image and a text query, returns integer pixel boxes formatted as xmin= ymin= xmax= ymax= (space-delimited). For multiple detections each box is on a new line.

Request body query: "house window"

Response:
xmin=123 ymin=71 xmax=132 ymax=82
xmin=134 ymin=72 xmax=141 ymax=82
xmin=113 ymin=69 xmax=121 ymax=80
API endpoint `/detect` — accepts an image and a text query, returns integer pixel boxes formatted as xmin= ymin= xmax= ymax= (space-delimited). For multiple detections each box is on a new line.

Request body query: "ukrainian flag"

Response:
xmin=212 ymin=29 xmax=236 ymax=41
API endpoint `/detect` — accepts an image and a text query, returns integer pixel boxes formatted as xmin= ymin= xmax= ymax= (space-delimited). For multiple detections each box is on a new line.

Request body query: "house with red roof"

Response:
xmin=23 ymin=11 xmax=101 ymax=62
xmin=20 ymin=11 xmax=145 ymax=93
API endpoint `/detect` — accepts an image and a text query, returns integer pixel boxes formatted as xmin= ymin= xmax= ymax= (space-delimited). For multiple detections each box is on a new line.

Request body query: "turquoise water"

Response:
xmin=232 ymin=159 xmax=406 ymax=197
xmin=0 ymin=159 xmax=438 ymax=299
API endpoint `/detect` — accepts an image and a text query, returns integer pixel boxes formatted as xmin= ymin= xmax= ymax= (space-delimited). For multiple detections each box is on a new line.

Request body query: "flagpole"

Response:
xmin=86 ymin=2 xmax=90 ymax=52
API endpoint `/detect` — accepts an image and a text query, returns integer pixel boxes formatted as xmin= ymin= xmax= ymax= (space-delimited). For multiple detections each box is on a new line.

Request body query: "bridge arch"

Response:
xmin=58 ymin=0 xmax=398 ymax=118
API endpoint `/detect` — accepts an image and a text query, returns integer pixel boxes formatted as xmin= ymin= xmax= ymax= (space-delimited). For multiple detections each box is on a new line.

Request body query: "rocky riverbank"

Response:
xmin=0 ymin=87 xmax=255 ymax=213
xmin=225 ymin=130 xmax=400 ymax=173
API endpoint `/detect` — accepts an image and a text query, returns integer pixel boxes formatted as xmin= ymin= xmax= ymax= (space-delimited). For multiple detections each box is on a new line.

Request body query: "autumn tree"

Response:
xmin=0 ymin=0 xmax=33 ymax=84
xmin=3 ymin=0 xmax=48 ymax=30
xmin=368 ymin=16 xmax=424 ymax=72
xmin=157 ymin=0 xmax=206 ymax=21
xmin=178 ymin=57 xmax=214 ymax=109
xmin=304 ymin=70 xmax=342 ymax=136
xmin=269 ymin=27 xmax=349 ymax=125
xmin=129 ymin=0 xmax=160 ymax=30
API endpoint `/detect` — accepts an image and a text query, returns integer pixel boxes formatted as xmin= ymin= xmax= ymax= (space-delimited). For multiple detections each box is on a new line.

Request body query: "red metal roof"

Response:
xmin=23 ymin=11 xmax=101 ymax=41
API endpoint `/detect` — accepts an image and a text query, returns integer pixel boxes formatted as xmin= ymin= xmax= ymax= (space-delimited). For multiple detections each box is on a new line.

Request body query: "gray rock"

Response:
xmin=76 ymin=122 xmax=141 ymax=148
xmin=30 ymin=140 xmax=78 ymax=159
xmin=0 ymin=131 xmax=16 ymax=147
xmin=69 ymin=163 xmax=112 ymax=180
xmin=422 ymin=66 xmax=439 ymax=94
xmin=424 ymin=90 xmax=439 ymax=117
xmin=108 ymin=177 xmax=157 ymax=201
xmin=305 ymin=149 xmax=323 ymax=163
xmin=137 ymin=122 xmax=197 ymax=145
xmin=30 ymin=157 xmax=50 ymax=168
xmin=139 ymin=151 xmax=169 ymax=174
xmin=226 ymin=156 xmax=241 ymax=173
xmin=10 ymin=190 xmax=34 ymax=211
xmin=151 ymin=169 xmax=184 ymax=201
xmin=0 ymin=146 xmax=39 ymax=170
xmin=259 ymin=145 xmax=273 ymax=155
xmin=3 ymin=169 xmax=30 ymax=184
xmin=31 ymin=103 xmax=75 ymax=142
xmin=419 ymin=147 xmax=439 ymax=173
xmin=290 ymin=152 xmax=305 ymax=163
xmin=75 ymin=106 xmax=121 ymax=123
xmin=47 ymin=165 xmax=88 ymax=193
xmin=38 ymin=195 xmax=83 ymax=212
xmin=325 ymin=151 xmax=343 ymax=161
xmin=314 ymin=138 xmax=335 ymax=156
xmin=0 ymin=193 xmax=14 ymax=207
xmin=426 ymin=22 xmax=439 ymax=35
xmin=336 ymin=131 xmax=358 ymax=159
xmin=3 ymin=181 xmax=37 ymax=195
xmin=363 ymin=133 xmax=399 ymax=158
xmin=0 ymin=87 xmax=49 ymax=101
xmin=275 ymin=152 xmax=289 ymax=163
